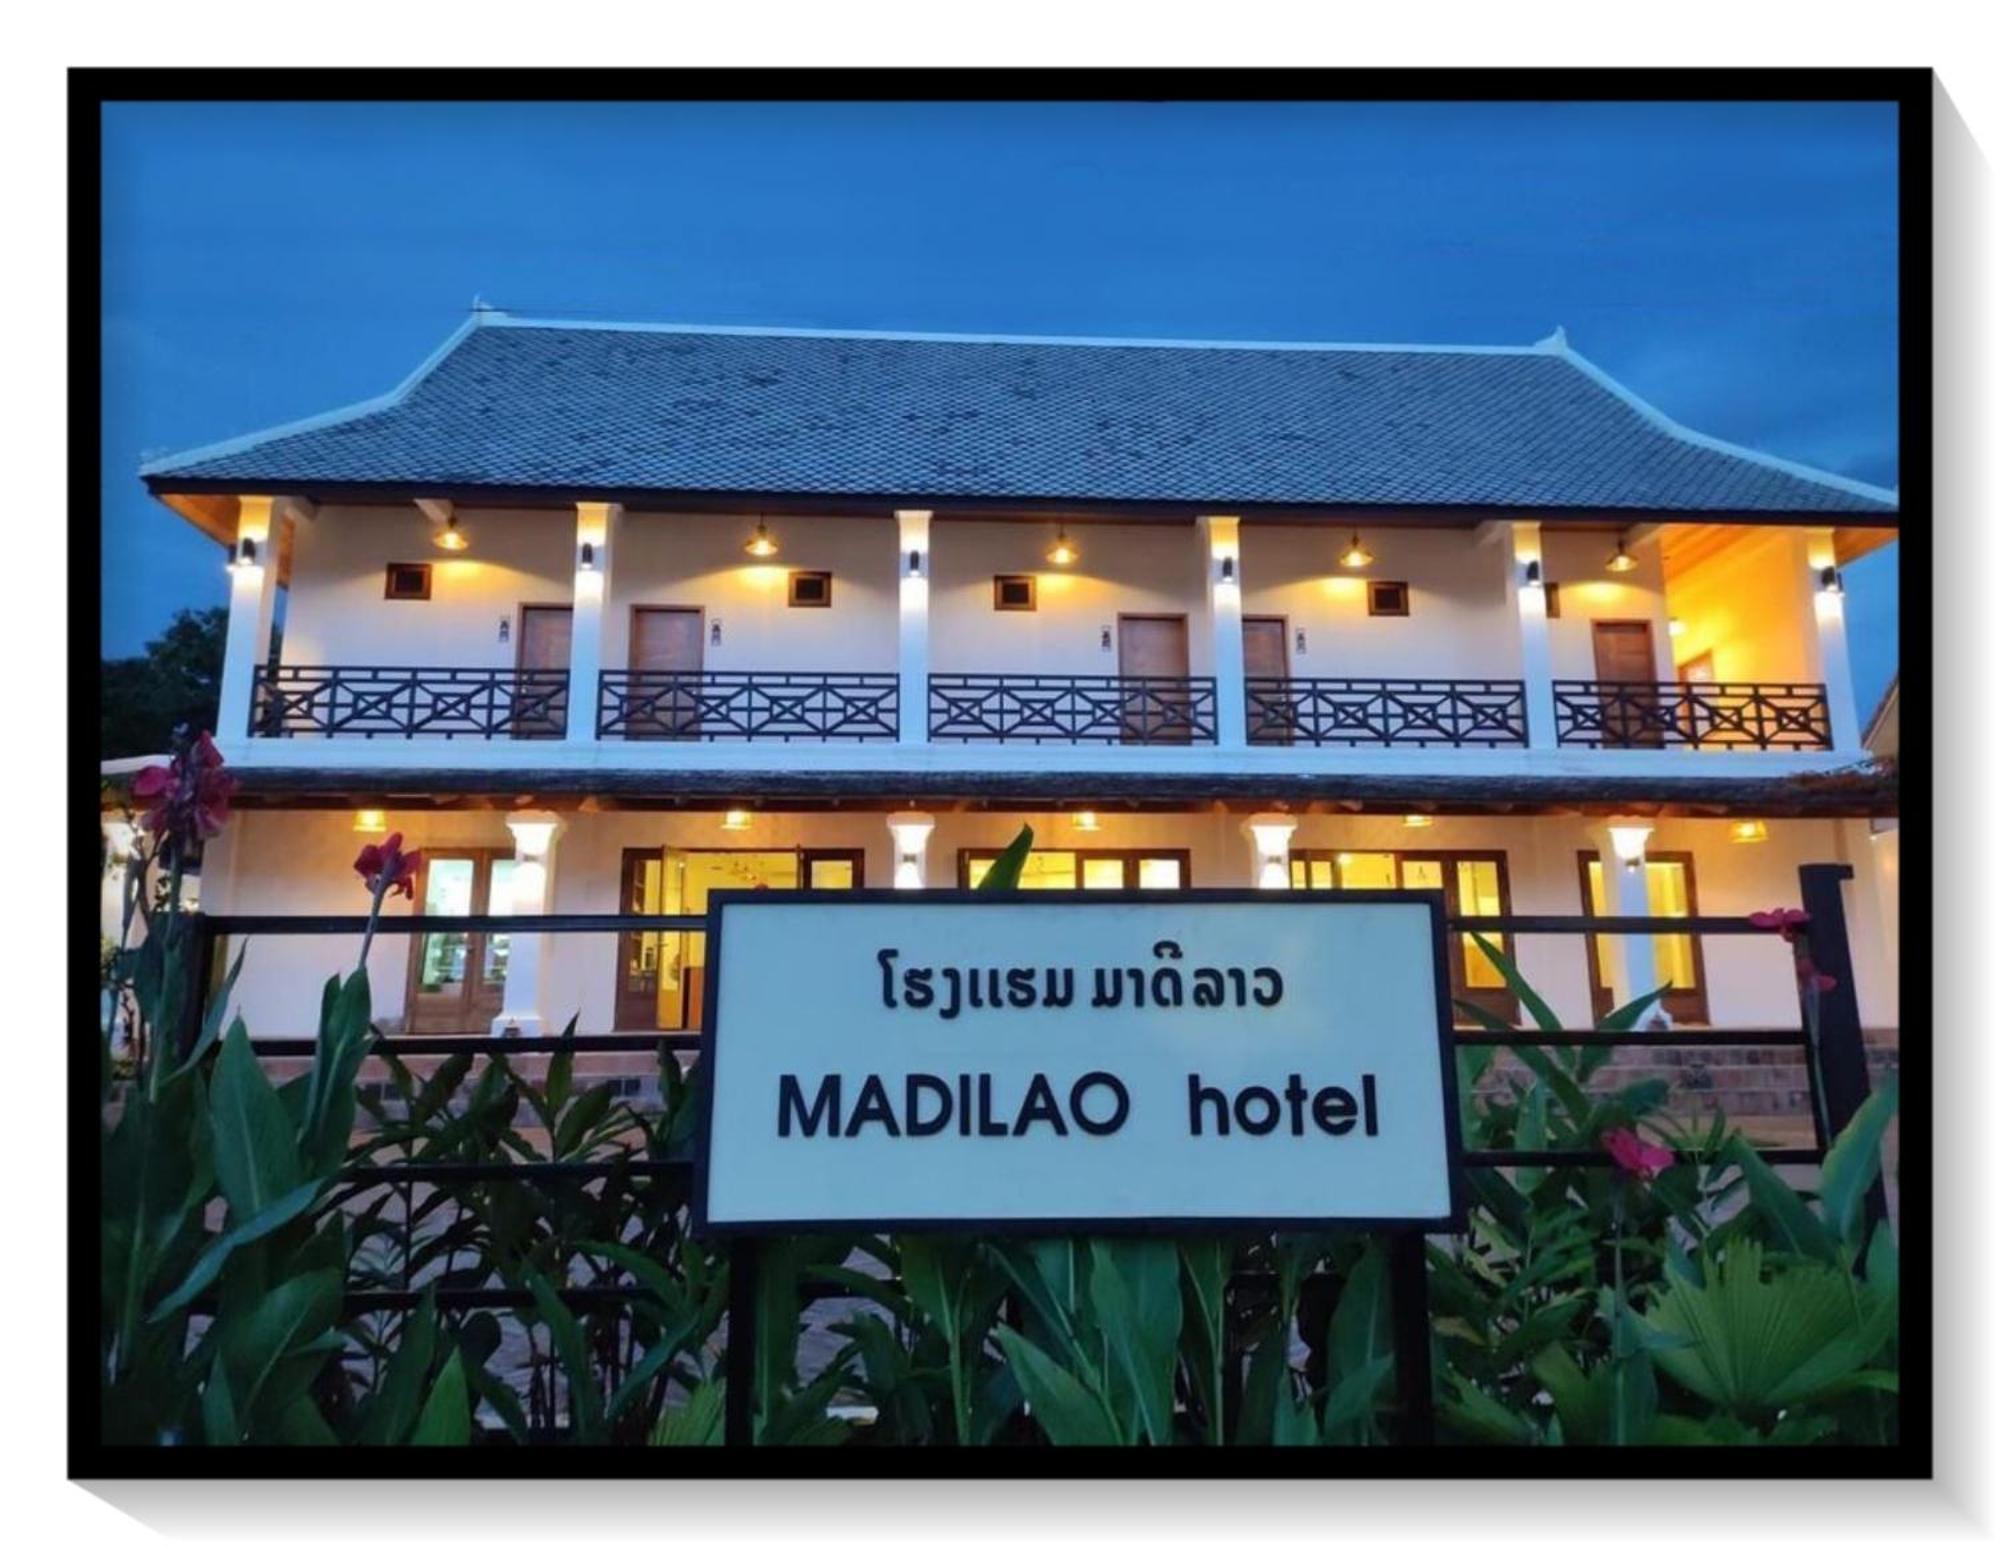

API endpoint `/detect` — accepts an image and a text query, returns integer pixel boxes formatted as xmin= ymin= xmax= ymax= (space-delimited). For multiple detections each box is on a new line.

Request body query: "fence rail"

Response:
xmin=1551 ymin=679 xmax=1833 ymax=750
xmin=596 ymin=670 xmax=899 ymax=741
xmin=928 ymin=673 xmax=1218 ymax=744
xmin=1245 ymin=677 xmax=1529 ymax=747
xmin=250 ymin=664 xmax=570 ymax=740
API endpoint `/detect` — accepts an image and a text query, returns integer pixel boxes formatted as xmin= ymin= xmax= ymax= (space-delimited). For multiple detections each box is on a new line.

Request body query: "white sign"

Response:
xmin=694 ymin=894 xmax=1463 ymax=1233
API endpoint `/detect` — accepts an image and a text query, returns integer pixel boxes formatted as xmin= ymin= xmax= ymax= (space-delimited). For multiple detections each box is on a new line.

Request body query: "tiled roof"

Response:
xmin=142 ymin=316 xmax=1897 ymax=515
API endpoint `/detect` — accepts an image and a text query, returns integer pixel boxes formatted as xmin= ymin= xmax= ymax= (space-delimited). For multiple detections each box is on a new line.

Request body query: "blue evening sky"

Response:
xmin=100 ymin=99 xmax=1900 ymax=716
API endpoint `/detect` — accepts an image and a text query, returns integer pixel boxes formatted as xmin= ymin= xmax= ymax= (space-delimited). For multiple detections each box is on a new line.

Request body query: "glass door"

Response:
xmin=404 ymin=849 xmax=516 ymax=1034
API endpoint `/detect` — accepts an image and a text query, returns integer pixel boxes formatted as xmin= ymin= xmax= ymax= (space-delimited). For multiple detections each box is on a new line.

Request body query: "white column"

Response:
xmin=1510 ymin=521 xmax=1558 ymax=751
xmin=1201 ymin=516 xmax=1248 ymax=749
xmin=215 ymin=495 xmax=283 ymax=750
xmin=896 ymin=510 xmax=932 ymax=746
xmin=1804 ymin=529 xmax=1863 ymax=755
xmin=887 ymin=813 xmax=935 ymax=889
xmin=493 ymin=811 xmax=564 ymax=1036
xmin=1242 ymin=813 xmax=1297 ymax=890
xmin=1596 ymin=821 xmax=1664 ymax=1020
xmin=566 ymin=502 xmax=622 ymax=744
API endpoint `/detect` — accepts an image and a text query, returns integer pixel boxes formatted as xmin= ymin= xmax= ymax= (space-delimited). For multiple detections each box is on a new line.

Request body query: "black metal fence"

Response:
xmin=596 ymin=670 xmax=900 ymax=742
xmin=185 ymin=862 xmax=1875 ymax=1446
xmin=1245 ymin=678 xmax=1529 ymax=748
xmin=1552 ymin=680 xmax=1834 ymax=750
xmin=928 ymin=673 xmax=1219 ymax=744
xmin=250 ymin=665 xmax=570 ymax=740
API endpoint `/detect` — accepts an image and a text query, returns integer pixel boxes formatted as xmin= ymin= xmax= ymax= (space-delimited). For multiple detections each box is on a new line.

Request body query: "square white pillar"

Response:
xmin=215 ymin=495 xmax=283 ymax=750
xmin=566 ymin=503 xmax=622 ymax=744
xmin=493 ymin=811 xmax=564 ymax=1036
xmin=896 ymin=510 xmax=932 ymax=746
xmin=1242 ymin=813 xmax=1297 ymax=889
xmin=1803 ymin=529 xmax=1863 ymax=755
xmin=1509 ymin=521 xmax=1558 ymax=751
xmin=1596 ymin=821 xmax=1666 ymax=1024
xmin=1201 ymin=516 xmax=1248 ymax=749
xmin=887 ymin=812 xmax=935 ymax=889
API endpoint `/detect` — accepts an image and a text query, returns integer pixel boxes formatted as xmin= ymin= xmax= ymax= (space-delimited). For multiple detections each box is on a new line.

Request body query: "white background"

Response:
xmin=705 ymin=898 xmax=1455 ymax=1225
xmin=6 ymin=8 xmax=1994 ymax=1541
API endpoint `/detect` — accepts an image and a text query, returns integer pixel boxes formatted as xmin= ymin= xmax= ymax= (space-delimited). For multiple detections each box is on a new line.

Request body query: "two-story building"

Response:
xmin=122 ymin=311 xmax=1899 ymax=1112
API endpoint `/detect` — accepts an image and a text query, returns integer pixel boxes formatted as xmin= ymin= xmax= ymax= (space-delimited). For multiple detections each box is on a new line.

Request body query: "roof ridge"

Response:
xmin=478 ymin=310 xmax=1555 ymax=357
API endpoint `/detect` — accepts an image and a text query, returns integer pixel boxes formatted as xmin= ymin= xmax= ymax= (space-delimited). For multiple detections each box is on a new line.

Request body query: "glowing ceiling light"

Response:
xmin=721 ymin=809 xmax=753 ymax=832
xmin=351 ymin=809 xmax=388 ymax=835
xmin=1605 ymin=538 xmax=1638 ymax=574
xmin=743 ymin=520 xmax=779 ymax=559
xmin=1730 ymin=819 xmax=1770 ymax=845
xmin=432 ymin=513 xmax=469 ymax=552
xmin=1047 ymin=525 xmax=1079 ymax=567
xmin=1337 ymin=532 xmax=1374 ymax=570
xmin=1071 ymin=811 xmax=1101 ymax=833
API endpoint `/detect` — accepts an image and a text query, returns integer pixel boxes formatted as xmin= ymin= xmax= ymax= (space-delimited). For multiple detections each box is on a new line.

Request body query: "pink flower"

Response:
xmin=355 ymin=831 xmax=424 ymax=901
xmin=1603 ymin=1127 xmax=1673 ymax=1182
xmin=1795 ymin=957 xmax=1838 ymax=993
xmin=132 ymin=729 xmax=237 ymax=855
xmin=1749 ymin=907 xmax=1811 ymax=943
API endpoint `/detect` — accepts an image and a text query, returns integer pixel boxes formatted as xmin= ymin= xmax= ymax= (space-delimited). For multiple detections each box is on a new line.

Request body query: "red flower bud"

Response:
xmin=1603 ymin=1126 xmax=1673 ymax=1183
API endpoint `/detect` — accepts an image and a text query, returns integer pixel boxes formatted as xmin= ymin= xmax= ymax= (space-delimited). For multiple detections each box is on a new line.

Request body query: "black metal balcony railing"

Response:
xmin=1245 ymin=678 xmax=1529 ymax=748
xmin=1552 ymin=680 xmax=1833 ymax=750
xmin=928 ymin=674 xmax=1218 ymax=745
xmin=250 ymin=665 xmax=569 ymax=740
xmin=596 ymin=670 xmax=899 ymax=742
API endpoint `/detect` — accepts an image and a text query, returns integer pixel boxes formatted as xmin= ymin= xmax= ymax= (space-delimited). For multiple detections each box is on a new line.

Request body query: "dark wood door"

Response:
xmin=628 ymin=606 xmax=705 ymax=739
xmin=1243 ymin=615 xmax=1289 ymax=745
xmin=1117 ymin=614 xmax=1191 ymax=743
xmin=515 ymin=605 xmax=573 ymax=737
xmin=1591 ymin=620 xmax=1661 ymax=747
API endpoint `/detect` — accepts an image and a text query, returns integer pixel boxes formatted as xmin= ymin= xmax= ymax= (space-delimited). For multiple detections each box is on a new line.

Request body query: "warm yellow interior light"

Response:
xmin=1337 ymin=532 xmax=1375 ymax=570
xmin=1730 ymin=819 xmax=1770 ymax=845
xmin=1047 ymin=526 xmax=1079 ymax=567
xmin=352 ymin=809 xmax=388 ymax=835
xmin=1402 ymin=814 xmax=1435 ymax=829
xmin=743 ymin=520 xmax=779 ymax=559
xmin=432 ymin=514 xmax=469 ymax=552
xmin=721 ymin=809 xmax=753 ymax=832
xmin=1071 ymin=811 xmax=1101 ymax=833
xmin=1668 ymin=617 xmax=1686 ymax=638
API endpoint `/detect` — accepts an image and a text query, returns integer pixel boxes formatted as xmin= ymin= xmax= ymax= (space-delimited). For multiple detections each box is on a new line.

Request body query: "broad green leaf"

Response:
xmin=1087 ymin=1238 xmax=1182 ymax=1445
xmin=410 ymin=1350 xmax=472 ymax=1445
xmin=1468 ymin=934 xmax=1562 ymax=1034
xmin=217 ymin=1268 xmax=342 ymax=1426
xmin=651 ymin=1379 xmax=725 ymax=1446
xmin=1819 ymin=1077 xmax=1898 ymax=1250
xmin=994 ymin=1326 xmax=1120 ymax=1445
xmin=976 ymin=824 xmax=1035 ymax=891
xmin=150 ymin=1176 xmax=325 ymax=1321
xmin=1723 ymin=1135 xmax=1837 ymax=1264
xmin=357 ymin=1290 xmax=441 ymax=1445
xmin=207 ymin=1019 xmax=302 ymax=1220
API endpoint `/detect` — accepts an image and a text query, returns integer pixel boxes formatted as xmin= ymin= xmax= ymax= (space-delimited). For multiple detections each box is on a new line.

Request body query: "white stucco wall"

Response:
xmin=198 ymin=807 xmax=1893 ymax=1040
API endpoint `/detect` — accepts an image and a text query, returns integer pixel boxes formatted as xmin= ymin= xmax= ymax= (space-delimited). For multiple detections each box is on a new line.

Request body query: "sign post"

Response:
xmin=696 ymin=890 xmax=1464 ymax=1442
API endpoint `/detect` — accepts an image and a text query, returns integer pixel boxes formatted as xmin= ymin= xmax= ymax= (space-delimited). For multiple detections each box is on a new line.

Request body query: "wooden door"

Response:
xmin=515 ymin=605 xmax=573 ymax=738
xmin=405 ymin=849 xmax=516 ymax=1034
xmin=628 ymin=606 xmax=705 ymax=739
xmin=1243 ymin=615 xmax=1289 ymax=745
xmin=1117 ymin=614 xmax=1191 ymax=743
xmin=1591 ymin=620 xmax=1661 ymax=747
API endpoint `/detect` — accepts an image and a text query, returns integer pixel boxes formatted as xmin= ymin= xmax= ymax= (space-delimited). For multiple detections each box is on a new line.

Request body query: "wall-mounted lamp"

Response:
xmin=710 ymin=619 xmax=723 ymax=647
xmin=744 ymin=520 xmax=779 ymax=559
xmin=578 ymin=540 xmax=597 ymax=572
xmin=1730 ymin=819 xmax=1770 ymax=845
xmin=1243 ymin=814 xmax=1297 ymax=891
xmin=907 ymin=548 xmax=926 ymax=578
xmin=721 ymin=809 xmax=753 ymax=833
xmin=1099 ymin=625 xmax=1113 ymax=653
xmin=1218 ymin=553 xmax=1238 ymax=584
xmin=1047 ymin=526 xmax=1079 ymax=567
xmin=1607 ymin=821 xmax=1653 ymax=873
xmin=1337 ymin=532 xmax=1374 ymax=570
xmin=886 ymin=813 xmax=936 ymax=891
xmin=1818 ymin=565 xmax=1844 ymax=595
xmin=1605 ymin=538 xmax=1639 ymax=574
xmin=1520 ymin=558 xmax=1542 ymax=587
xmin=1071 ymin=811 xmax=1101 ymax=833
xmin=351 ymin=809 xmax=388 ymax=835
xmin=432 ymin=514 xmax=468 ymax=552
xmin=229 ymin=536 xmax=260 ymax=571
xmin=497 ymin=616 xmax=511 ymax=644
xmin=1402 ymin=813 xmax=1435 ymax=830
xmin=1668 ymin=616 xmax=1686 ymax=638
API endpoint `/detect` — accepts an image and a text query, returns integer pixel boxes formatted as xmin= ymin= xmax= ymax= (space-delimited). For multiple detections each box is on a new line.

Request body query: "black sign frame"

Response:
xmin=690 ymin=888 xmax=1467 ymax=1238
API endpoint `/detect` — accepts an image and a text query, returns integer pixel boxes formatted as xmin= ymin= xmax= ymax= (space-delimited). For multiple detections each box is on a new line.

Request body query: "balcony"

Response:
xmin=1552 ymin=681 xmax=1834 ymax=751
xmin=1245 ymin=678 xmax=1528 ymax=748
xmin=250 ymin=665 xmax=569 ymax=740
xmin=928 ymin=674 xmax=1218 ymax=745
xmin=597 ymin=670 xmax=899 ymax=742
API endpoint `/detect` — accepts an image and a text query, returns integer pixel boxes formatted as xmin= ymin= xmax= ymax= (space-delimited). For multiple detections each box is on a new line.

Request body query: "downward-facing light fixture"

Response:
xmin=1047 ymin=526 xmax=1079 ymax=567
xmin=577 ymin=540 xmax=596 ymax=572
xmin=744 ymin=520 xmax=779 ymax=559
xmin=229 ymin=536 xmax=260 ymax=571
xmin=351 ymin=809 xmax=388 ymax=835
xmin=721 ymin=809 xmax=753 ymax=832
xmin=1520 ymin=559 xmax=1542 ymax=587
xmin=1402 ymin=813 xmax=1435 ymax=829
xmin=1818 ymin=565 xmax=1844 ymax=595
xmin=1730 ymin=819 xmax=1770 ymax=845
xmin=1071 ymin=811 xmax=1101 ymax=833
xmin=1605 ymin=537 xmax=1639 ymax=574
xmin=1337 ymin=532 xmax=1374 ymax=570
xmin=432 ymin=514 xmax=469 ymax=552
